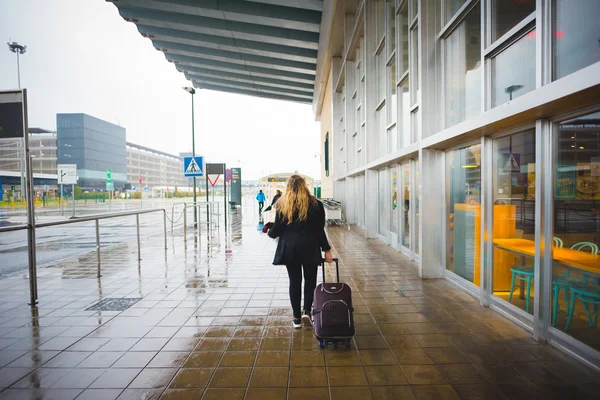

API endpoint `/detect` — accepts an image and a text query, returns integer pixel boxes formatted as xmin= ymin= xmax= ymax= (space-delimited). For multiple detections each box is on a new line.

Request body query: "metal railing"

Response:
xmin=170 ymin=201 xmax=220 ymax=238
xmin=0 ymin=208 xmax=168 ymax=306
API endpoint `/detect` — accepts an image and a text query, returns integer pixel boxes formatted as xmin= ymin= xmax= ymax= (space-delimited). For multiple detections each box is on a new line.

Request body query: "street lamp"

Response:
xmin=8 ymin=41 xmax=27 ymax=200
xmin=7 ymin=41 xmax=26 ymax=89
xmin=183 ymin=86 xmax=198 ymax=228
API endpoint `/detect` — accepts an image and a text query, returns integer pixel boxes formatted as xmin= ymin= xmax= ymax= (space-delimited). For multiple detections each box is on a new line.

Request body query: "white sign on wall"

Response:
xmin=57 ymin=164 xmax=77 ymax=185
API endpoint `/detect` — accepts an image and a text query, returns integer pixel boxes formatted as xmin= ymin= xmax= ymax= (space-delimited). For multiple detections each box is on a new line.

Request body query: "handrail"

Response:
xmin=0 ymin=208 xmax=168 ymax=306
xmin=36 ymin=208 xmax=166 ymax=228
xmin=0 ymin=224 xmax=28 ymax=233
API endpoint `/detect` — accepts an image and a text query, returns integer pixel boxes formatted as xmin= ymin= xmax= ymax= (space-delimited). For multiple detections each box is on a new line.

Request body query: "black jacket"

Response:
xmin=268 ymin=200 xmax=331 ymax=266
xmin=271 ymin=193 xmax=281 ymax=206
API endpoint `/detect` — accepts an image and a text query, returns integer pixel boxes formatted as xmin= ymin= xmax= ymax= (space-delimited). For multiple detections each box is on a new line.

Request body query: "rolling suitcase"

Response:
xmin=313 ymin=258 xmax=355 ymax=349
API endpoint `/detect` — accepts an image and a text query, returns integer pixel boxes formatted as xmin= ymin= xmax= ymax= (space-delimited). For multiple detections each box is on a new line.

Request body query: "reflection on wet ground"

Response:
xmin=0 ymin=207 xmax=599 ymax=399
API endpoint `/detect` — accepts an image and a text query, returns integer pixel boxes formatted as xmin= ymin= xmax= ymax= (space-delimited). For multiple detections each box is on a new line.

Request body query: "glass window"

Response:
xmin=387 ymin=0 xmax=396 ymax=57
xmin=445 ymin=3 xmax=481 ymax=127
xmin=391 ymin=166 xmax=399 ymax=234
xmin=388 ymin=58 xmax=397 ymax=124
xmin=377 ymin=51 xmax=386 ymax=103
xmin=411 ymin=108 xmax=420 ymax=143
xmin=399 ymin=5 xmax=409 ymax=76
xmin=445 ymin=0 xmax=467 ymax=23
xmin=446 ymin=144 xmax=482 ymax=286
xmin=400 ymin=80 xmax=410 ymax=148
xmin=410 ymin=0 xmax=418 ymax=21
xmin=378 ymin=168 xmax=390 ymax=237
xmin=492 ymin=129 xmax=536 ymax=315
xmin=411 ymin=26 xmax=419 ymax=105
xmin=551 ymin=111 xmax=600 ymax=349
xmin=378 ymin=0 xmax=386 ymax=41
xmin=378 ymin=106 xmax=387 ymax=158
xmin=402 ymin=163 xmax=411 ymax=248
xmin=491 ymin=0 xmax=535 ymax=42
xmin=554 ymin=0 xmax=600 ymax=80
xmin=324 ymin=132 xmax=330 ymax=177
xmin=415 ymin=159 xmax=420 ymax=255
xmin=491 ymin=31 xmax=536 ymax=108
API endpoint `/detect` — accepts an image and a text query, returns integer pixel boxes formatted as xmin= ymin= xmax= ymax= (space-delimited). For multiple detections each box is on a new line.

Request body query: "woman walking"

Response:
xmin=268 ymin=175 xmax=333 ymax=328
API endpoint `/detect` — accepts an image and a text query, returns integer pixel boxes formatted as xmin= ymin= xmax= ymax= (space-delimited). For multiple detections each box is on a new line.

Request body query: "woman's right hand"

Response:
xmin=324 ymin=251 xmax=333 ymax=263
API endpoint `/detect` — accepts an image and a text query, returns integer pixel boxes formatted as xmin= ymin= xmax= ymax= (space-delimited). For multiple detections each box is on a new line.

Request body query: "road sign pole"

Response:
xmin=61 ymin=184 xmax=64 ymax=216
xmin=206 ymin=173 xmax=209 ymax=231
xmin=191 ymin=92 xmax=198 ymax=229
xmin=72 ymin=183 xmax=75 ymax=217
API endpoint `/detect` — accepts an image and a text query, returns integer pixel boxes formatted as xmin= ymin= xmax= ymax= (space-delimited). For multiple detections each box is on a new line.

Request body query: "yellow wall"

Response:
xmin=319 ymin=70 xmax=333 ymax=199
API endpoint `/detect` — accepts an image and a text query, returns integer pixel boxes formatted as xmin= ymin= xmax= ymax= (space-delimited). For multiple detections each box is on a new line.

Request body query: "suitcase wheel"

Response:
xmin=345 ymin=340 xmax=351 ymax=349
xmin=318 ymin=340 xmax=325 ymax=349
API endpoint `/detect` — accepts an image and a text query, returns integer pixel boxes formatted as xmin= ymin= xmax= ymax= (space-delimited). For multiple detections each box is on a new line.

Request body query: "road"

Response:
xmin=0 ymin=198 xmax=224 ymax=276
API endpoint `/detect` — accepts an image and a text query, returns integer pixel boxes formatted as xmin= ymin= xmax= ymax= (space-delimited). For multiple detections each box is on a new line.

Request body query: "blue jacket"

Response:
xmin=256 ymin=192 xmax=266 ymax=202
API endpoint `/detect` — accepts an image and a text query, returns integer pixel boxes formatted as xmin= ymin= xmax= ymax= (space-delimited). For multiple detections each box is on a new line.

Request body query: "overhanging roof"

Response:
xmin=108 ymin=0 xmax=323 ymax=104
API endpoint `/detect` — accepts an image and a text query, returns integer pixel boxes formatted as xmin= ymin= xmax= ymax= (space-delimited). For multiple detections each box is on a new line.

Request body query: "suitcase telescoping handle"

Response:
xmin=321 ymin=257 xmax=340 ymax=283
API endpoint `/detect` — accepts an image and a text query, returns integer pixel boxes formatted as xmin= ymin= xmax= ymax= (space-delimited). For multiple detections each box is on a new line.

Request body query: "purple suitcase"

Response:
xmin=313 ymin=258 xmax=355 ymax=349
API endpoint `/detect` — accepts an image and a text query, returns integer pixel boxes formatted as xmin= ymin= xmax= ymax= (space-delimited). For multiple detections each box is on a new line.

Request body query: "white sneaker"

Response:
xmin=302 ymin=311 xmax=312 ymax=327
xmin=292 ymin=318 xmax=302 ymax=328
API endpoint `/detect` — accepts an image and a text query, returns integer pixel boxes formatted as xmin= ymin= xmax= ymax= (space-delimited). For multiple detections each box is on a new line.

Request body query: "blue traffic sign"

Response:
xmin=183 ymin=156 xmax=204 ymax=177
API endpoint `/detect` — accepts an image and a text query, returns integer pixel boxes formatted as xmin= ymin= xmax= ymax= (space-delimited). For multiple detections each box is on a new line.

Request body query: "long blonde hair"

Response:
xmin=278 ymin=175 xmax=317 ymax=223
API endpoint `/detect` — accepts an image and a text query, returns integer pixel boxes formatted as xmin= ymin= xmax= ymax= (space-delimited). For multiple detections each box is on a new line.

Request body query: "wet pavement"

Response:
xmin=0 ymin=206 xmax=599 ymax=399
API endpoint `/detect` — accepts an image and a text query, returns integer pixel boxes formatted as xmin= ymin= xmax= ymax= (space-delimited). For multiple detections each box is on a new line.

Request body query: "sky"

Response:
xmin=0 ymin=0 xmax=321 ymax=180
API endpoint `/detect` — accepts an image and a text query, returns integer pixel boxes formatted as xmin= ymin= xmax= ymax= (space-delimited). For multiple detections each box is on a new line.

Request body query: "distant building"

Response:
xmin=128 ymin=143 xmax=186 ymax=189
xmin=57 ymin=114 xmax=127 ymax=191
xmin=1 ymin=114 xmax=188 ymax=193
xmin=0 ymin=128 xmax=57 ymax=175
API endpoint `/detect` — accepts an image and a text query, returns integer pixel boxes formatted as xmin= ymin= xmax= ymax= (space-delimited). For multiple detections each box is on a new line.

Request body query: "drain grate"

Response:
xmin=85 ymin=298 xmax=141 ymax=311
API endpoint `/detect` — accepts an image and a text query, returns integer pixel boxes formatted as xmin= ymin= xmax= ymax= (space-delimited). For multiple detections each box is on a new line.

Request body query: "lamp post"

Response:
xmin=7 ymin=41 xmax=26 ymax=89
xmin=8 ymin=41 xmax=27 ymax=200
xmin=183 ymin=86 xmax=198 ymax=228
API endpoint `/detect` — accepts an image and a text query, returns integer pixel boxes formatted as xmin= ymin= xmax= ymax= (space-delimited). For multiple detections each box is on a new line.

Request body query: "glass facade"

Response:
xmin=378 ymin=168 xmax=390 ymax=237
xmin=492 ymin=130 xmax=536 ymax=314
xmin=57 ymin=114 xmax=127 ymax=190
xmin=446 ymin=144 xmax=482 ymax=286
xmin=402 ymin=163 xmax=411 ymax=249
xmin=491 ymin=0 xmax=535 ymax=41
xmin=398 ymin=5 xmax=409 ymax=76
xmin=491 ymin=31 xmax=536 ymax=107
xmin=391 ymin=166 xmax=398 ymax=235
xmin=445 ymin=0 xmax=467 ymax=23
xmin=444 ymin=3 xmax=481 ymax=127
xmin=399 ymin=81 xmax=410 ymax=147
xmin=554 ymin=0 xmax=600 ymax=80
xmin=551 ymin=111 xmax=600 ymax=351
xmin=324 ymin=0 xmax=600 ymax=371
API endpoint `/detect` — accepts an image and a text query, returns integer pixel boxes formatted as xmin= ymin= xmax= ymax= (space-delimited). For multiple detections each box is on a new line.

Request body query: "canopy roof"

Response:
xmin=109 ymin=0 xmax=322 ymax=103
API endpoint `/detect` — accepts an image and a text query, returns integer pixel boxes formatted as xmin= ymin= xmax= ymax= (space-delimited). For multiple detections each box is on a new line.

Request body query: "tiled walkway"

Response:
xmin=1 ymin=209 xmax=599 ymax=400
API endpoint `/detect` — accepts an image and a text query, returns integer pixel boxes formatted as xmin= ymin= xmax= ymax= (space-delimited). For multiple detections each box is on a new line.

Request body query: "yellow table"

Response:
xmin=493 ymin=238 xmax=600 ymax=275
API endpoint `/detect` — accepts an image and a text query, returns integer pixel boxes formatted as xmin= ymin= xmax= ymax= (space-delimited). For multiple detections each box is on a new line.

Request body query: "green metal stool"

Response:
xmin=565 ymin=283 xmax=600 ymax=331
xmin=571 ymin=242 xmax=599 ymax=284
xmin=508 ymin=266 xmax=534 ymax=313
xmin=553 ymin=242 xmax=598 ymax=326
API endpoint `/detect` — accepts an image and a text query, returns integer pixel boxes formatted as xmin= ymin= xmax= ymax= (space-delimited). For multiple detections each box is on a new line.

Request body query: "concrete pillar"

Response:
xmin=418 ymin=148 xmax=445 ymax=278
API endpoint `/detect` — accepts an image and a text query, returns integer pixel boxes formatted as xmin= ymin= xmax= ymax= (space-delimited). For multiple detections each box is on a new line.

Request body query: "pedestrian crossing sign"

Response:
xmin=183 ymin=156 xmax=204 ymax=177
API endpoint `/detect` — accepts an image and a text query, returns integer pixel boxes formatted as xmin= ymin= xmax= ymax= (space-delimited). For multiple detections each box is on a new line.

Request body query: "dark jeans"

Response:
xmin=258 ymin=202 xmax=264 ymax=213
xmin=285 ymin=262 xmax=318 ymax=319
